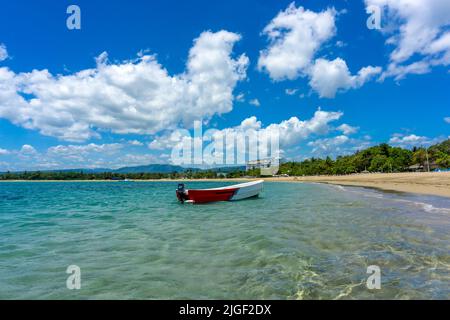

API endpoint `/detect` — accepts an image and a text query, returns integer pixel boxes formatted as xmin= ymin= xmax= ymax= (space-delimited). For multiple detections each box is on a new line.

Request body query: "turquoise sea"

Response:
xmin=0 ymin=181 xmax=449 ymax=299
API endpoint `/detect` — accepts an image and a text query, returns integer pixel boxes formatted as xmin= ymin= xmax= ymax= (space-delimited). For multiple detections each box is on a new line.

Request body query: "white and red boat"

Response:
xmin=176 ymin=180 xmax=264 ymax=204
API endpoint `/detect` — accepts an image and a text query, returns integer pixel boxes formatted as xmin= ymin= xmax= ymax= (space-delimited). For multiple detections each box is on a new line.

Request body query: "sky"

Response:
xmin=0 ymin=0 xmax=449 ymax=171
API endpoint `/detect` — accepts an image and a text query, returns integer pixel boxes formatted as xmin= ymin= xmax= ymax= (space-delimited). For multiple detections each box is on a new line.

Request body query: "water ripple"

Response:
xmin=0 ymin=181 xmax=449 ymax=299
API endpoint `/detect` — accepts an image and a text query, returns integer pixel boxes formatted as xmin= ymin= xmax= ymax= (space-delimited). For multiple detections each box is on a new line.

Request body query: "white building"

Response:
xmin=246 ymin=158 xmax=279 ymax=176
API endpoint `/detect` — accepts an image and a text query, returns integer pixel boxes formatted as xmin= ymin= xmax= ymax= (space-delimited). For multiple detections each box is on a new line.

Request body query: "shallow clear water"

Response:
xmin=0 ymin=181 xmax=449 ymax=299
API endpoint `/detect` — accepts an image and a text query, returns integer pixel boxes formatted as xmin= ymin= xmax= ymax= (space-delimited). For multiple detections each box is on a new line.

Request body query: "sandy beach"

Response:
xmin=264 ymin=172 xmax=450 ymax=198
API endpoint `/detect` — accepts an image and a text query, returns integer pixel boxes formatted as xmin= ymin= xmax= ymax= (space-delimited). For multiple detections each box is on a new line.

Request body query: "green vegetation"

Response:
xmin=279 ymin=140 xmax=450 ymax=176
xmin=0 ymin=169 xmax=245 ymax=181
xmin=1 ymin=140 xmax=449 ymax=180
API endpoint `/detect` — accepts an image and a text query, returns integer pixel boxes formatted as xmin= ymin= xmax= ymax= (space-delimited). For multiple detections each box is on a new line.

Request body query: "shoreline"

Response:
xmin=265 ymin=172 xmax=450 ymax=199
xmin=2 ymin=172 xmax=450 ymax=198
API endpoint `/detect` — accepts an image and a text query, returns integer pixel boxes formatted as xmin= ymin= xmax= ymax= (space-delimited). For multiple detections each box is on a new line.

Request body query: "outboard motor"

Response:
xmin=176 ymin=183 xmax=187 ymax=203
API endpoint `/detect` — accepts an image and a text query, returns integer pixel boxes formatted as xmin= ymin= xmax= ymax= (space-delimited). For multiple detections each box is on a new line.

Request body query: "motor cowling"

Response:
xmin=176 ymin=183 xmax=188 ymax=203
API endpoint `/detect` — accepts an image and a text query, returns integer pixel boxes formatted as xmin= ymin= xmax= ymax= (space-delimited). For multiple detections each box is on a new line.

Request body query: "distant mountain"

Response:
xmin=113 ymin=164 xmax=245 ymax=173
xmin=66 ymin=168 xmax=113 ymax=173
xmin=2 ymin=168 xmax=113 ymax=174
xmin=2 ymin=164 xmax=245 ymax=174
xmin=205 ymin=166 xmax=246 ymax=173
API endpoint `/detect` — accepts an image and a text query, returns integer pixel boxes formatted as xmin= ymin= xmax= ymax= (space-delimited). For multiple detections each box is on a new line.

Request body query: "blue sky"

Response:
xmin=0 ymin=0 xmax=449 ymax=170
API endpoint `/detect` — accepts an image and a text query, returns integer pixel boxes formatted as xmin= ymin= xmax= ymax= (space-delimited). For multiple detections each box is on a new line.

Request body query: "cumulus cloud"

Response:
xmin=365 ymin=0 xmax=450 ymax=79
xmin=258 ymin=3 xmax=336 ymax=80
xmin=40 ymin=143 xmax=123 ymax=165
xmin=308 ymin=135 xmax=373 ymax=156
xmin=337 ymin=123 xmax=359 ymax=135
xmin=270 ymin=109 xmax=343 ymax=146
xmin=388 ymin=133 xmax=434 ymax=148
xmin=0 ymin=30 xmax=248 ymax=142
xmin=0 ymin=142 xmax=165 ymax=171
xmin=148 ymin=129 xmax=191 ymax=150
xmin=309 ymin=58 xmax=381 ymax=98
xmin=258 ymin=3 xmax=381 ymax=98
xmin=47 ymin=143 xmax=123 ymax=156
xmin=1 ymin=110 xmax=361 ymax=170
xmin=0 ymin=148 xmax=9 ymax=155
xmin=167 ymin=109 xmax=343 ymax=165
xmin=238 ymin=116 xmax=262 ymax=131
xmin=20 ymin=144 xmax=37 ymax=155
xmin=308 ymin=135 xmax=349 ymax=153
xmin=0 ymin=44 xmax=7 ymax=61
xmin=150 ymin=109 xmax=343 ymax=156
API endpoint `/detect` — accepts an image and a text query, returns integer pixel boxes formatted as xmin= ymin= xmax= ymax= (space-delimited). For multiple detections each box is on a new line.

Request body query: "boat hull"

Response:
xmin=186 ymin=188 xmax=238 ymax=203
xmin=176 ymin=180 xmax=263 ymax=204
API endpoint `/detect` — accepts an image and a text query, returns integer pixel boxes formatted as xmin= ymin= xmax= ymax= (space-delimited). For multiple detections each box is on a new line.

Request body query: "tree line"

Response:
xmin=278 ymin=139 xmax=450 ymax=176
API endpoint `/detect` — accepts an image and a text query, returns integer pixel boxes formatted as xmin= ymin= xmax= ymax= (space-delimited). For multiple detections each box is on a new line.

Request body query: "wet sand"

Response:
xmin=264 ymin=172 xmax=450 ymax=198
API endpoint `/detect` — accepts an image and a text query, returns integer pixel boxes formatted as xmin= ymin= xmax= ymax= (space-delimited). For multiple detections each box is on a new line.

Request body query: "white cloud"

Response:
xmin=308 ymin=135 xmax=349 ymax=153
xmin=335 ymin=40 xmax=346 ymax=48
xmin=128 ymin=140 xmax=144 ymax=146
xmin=151 ymin=109 xmax=343 ymax=154
xmin=337 ymin=123 xmax=359 ymax=135
xmin=0 ymin=44 xmax=7 ymax=61
xmin=249 ymin=98 xmax=261 ymax=107
xmin=366 ymin=0 xmax=450 ymax=79
xmin=285 ymin=88 xmax=299 ymax=95
xmin=1 ymin=110 xmax=351 ymax=170
xmin=235 ymin=92 xmax=245 ymax=102
xmin=258 ymin=3 xmax=336 ymax=80
xmin=238 ymin=116 xmax=262 ymax=131
xmin=309 ymin=58 xmax=381 ymax=98
xmin=115 ymin=153 xmax=160 ymax=167
xmin=20 ymin=144 xmax=37 ymax=155
xmin=148 ymin=129 xmax=191 ymax=150
xmin=389 ymin=133 xmax=433 ymax=148
xmin=382 ymin=57 xmax=432 ymax=81
xmin=164 ymin=109 xmax=343 ymax=165
xmin=444 ymin=117 xmax=450 ymax=123
xmin=0 ymin=30 xmax=248 ymax=142
xmin=47 ymin=143 xmax=123 ymax=156
xmin=308 ymin=135 xmax=372 ymax=156
xmin=0 ymin=148 xmax=9 ymax=155
xmin=269 ymin=109 xmax=343 ymax=146
xmin=0 ymin=142 xmax=170 ymax=171
xmin=258 ymin=3 xmax=381 ymax=98
xmin=231 ymin=109 xmax=343 ymax=150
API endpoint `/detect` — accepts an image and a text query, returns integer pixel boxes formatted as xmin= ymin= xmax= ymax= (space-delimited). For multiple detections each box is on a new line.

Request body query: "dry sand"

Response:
xmin=263 ymin=172 xmax=450 ymax=198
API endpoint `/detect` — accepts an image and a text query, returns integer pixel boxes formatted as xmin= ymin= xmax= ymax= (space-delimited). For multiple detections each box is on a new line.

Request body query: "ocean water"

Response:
xmin=0 ymin=181 xmax=449 ymax=300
